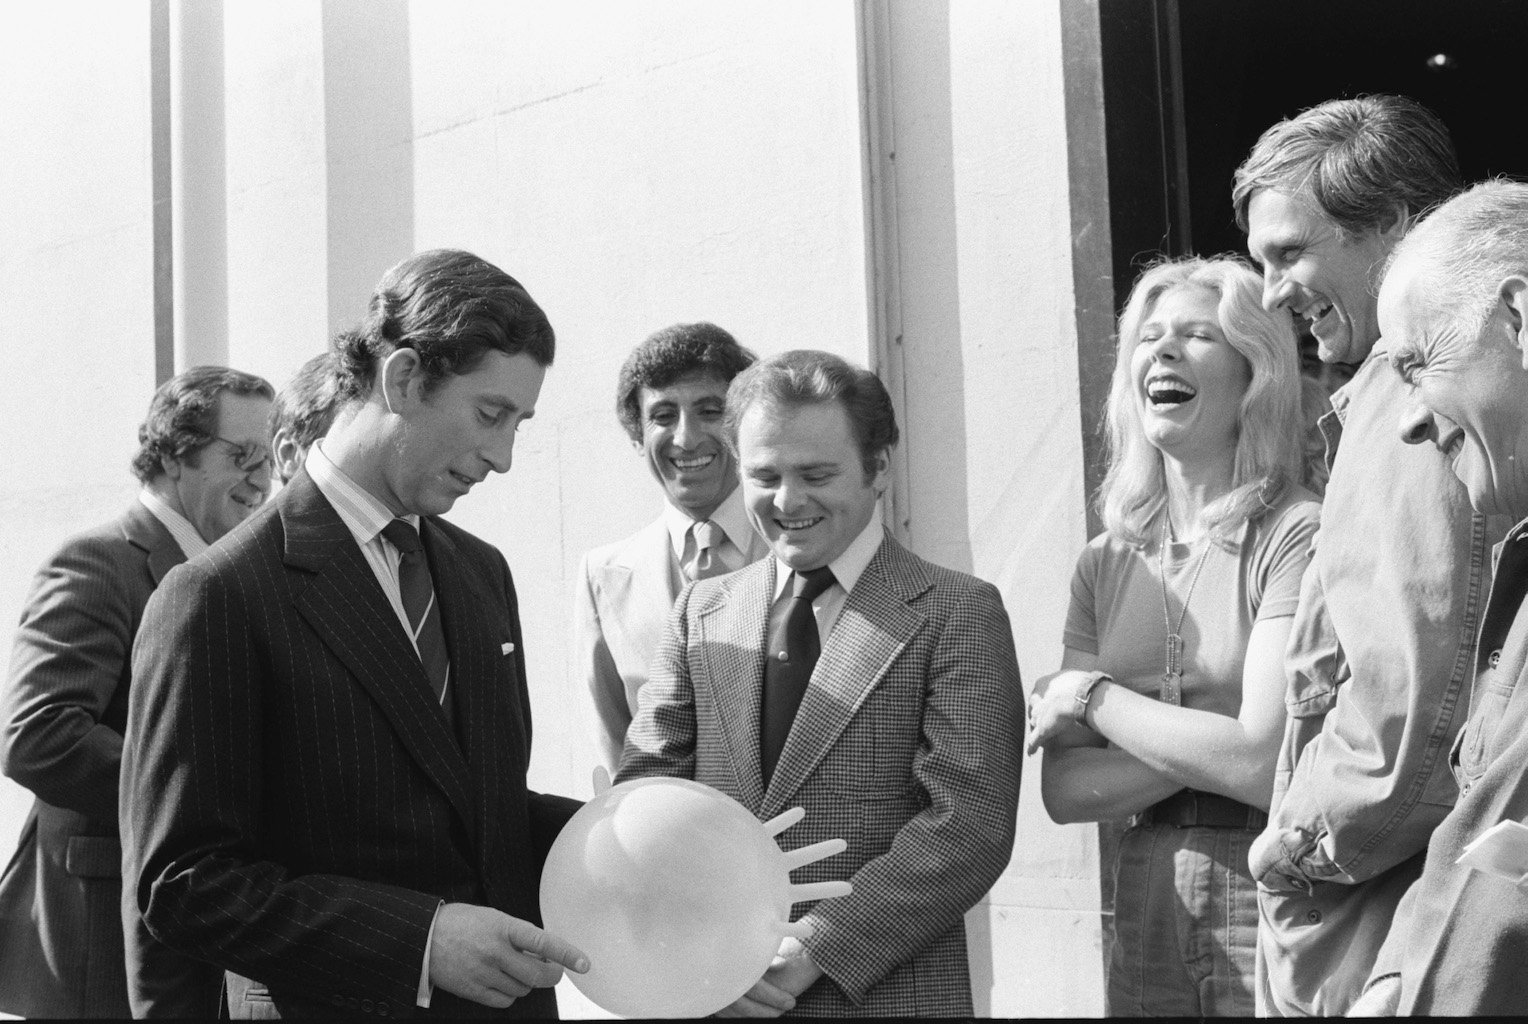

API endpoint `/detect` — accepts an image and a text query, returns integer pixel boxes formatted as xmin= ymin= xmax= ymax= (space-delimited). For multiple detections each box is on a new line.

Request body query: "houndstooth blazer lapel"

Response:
xmin=760 ymin=535 xmax=931 ymax=819
xmin=693 ymin=558 xmax=775 ymax=810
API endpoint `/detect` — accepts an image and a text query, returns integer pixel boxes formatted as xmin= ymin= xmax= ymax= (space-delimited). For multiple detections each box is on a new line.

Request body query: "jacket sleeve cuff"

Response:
xmin=417 ymin=901 xmax=443 ymax=1007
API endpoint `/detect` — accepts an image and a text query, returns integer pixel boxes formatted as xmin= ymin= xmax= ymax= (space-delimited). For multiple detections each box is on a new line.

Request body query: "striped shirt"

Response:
xmin=304 ymin=441 xmax=434 ymax=666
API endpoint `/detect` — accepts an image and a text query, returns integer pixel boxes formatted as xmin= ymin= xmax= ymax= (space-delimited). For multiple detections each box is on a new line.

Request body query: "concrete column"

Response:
xmin=169 ymin=0 xmax=228 ymax=369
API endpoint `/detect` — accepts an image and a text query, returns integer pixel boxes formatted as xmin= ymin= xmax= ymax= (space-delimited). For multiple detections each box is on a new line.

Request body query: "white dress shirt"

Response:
xmin=137 ymin=489 xmax=208 ymax=559
xmin=663 ymin=485 xmax=758 ymax=580
xmin=768 ymin=513 xmax=885 ymax=645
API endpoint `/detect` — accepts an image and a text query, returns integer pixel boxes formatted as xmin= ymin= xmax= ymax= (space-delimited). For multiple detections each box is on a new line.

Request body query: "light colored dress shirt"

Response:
xmin=303 ymin=442 xmax=444 ymax=1008
xmin=663 ymin=486 xmax=756 ymax=580
xmin=768 ymin=513 xmax=884 ymax=644
xmin=137 ymin=489 xmax=208 ymax=559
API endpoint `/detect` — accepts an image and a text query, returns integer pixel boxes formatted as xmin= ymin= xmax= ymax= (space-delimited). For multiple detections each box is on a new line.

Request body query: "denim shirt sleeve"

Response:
xmin=1254 ymin=355 xmax=1505 ymax=889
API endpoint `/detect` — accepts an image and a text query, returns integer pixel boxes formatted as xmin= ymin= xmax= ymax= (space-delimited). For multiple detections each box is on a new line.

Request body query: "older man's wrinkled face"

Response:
xmin=1385 ymin=258 xmax=1528 ymax=518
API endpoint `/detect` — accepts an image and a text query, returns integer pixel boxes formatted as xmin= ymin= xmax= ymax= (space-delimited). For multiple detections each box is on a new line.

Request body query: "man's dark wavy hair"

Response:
xmin=333 ymin=248 xmax=554 ymax=401
xmin=131 ymin=365 xmax=274 ymax=482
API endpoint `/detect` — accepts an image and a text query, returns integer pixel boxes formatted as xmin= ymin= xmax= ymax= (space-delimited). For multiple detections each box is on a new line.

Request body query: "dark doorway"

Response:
xmin=1100 ymin=0 xmax=1528 ymax=314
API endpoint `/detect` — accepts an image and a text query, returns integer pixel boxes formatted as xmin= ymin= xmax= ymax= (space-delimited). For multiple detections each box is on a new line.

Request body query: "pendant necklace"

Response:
xmin=1158 ymin=512 xmax=1211 ymax=707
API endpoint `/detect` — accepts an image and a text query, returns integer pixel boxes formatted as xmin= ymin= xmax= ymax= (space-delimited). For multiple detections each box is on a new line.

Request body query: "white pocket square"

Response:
xmin=501 ymin=642 xmax=515 ymax=655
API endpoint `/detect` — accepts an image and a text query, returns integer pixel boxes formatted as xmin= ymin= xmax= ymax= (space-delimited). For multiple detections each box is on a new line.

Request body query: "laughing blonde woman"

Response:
xmin=1027 ymin=256 xmax=1319 ymax=1017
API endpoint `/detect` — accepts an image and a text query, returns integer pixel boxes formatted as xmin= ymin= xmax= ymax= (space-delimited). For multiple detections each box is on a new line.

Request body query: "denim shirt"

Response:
xmin=1367 ymin=519 xmax=1528 ymax=1014
xmin=1250 ymin=347 xmax=1509 ymax=1016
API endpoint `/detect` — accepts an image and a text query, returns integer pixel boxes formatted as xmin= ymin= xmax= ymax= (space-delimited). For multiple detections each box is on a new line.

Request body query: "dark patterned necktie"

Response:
xmin=760 ymin=566 xmax=837 ymax=785
xmin=380 ymin=518 xmax=450 ymax=711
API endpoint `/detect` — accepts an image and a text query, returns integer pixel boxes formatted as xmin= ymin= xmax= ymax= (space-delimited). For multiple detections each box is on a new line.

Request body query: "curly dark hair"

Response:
xmin=131 ymin=366 xmax=275 ymax=482
xmin=614 ymin=322 xmax=756 ymax=444
xmin=334 ymin=248 xmax=555 ymax=401
xmin=723 ymin=350 xmax=899 ymax=482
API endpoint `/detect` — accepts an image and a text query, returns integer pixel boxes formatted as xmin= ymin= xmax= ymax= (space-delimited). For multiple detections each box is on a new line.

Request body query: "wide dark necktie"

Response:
xmin=380 ymin=518 xmax=451 ymax=714
xmin=760 ymin=566 xmax=836 ymax=785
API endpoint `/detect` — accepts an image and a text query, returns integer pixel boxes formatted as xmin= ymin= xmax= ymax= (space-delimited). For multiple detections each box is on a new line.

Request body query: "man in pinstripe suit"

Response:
xmin=618 ymin=350 xmax=1023 ymax=1017
xmin=121 ymin=250 xmax=588 ymax=1018
xmin=0 ymin=366 xmax=273 ymax=1018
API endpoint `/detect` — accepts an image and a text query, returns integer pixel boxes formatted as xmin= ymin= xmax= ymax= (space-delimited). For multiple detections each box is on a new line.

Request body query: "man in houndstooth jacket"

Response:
xmin=618 ymin=350 xmax=1022 ymax=1017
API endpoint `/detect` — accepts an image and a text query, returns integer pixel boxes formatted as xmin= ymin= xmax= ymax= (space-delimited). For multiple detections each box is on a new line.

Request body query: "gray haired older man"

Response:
xmin=1234 ymin=95 xmax=1511 ymax=1016
xmin=1348 ymin=179 xmax=1528 ymax=1015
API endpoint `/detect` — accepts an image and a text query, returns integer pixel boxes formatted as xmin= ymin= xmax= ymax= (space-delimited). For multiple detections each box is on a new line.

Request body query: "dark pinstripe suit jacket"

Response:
xmin=0 ymin=501 xmax=221 ymax=1018
xmin=619 ymin=532 xmax=1023 ymax=1017
xmin=120 ymin=470 xmax=578 ymax=1019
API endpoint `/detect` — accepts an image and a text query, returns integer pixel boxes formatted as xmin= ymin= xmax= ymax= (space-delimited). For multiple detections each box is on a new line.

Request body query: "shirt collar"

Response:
xmin=772 ymin=513 xmax=885 ymax=601
xmin=663 ymin=484 xmax=753 ymax=561
xmin=138 ymin=488 xmax=208 ymax=559
xmin=305 ymin=440 xmax=418 ymax=548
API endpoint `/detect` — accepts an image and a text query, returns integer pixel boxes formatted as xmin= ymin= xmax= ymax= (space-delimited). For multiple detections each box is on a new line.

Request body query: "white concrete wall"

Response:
xmin=885 ymin=2 xmax=1100 ymax=1015
xmin=402 ymin=0 xmax=871 ymax=807
xmin=0 ymin=0 xmax=157 ymax=864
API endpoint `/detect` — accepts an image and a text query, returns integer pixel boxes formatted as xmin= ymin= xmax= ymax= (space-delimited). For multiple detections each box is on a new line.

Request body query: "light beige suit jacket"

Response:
xmin=576 ymin=510 xmax=767 ymax=769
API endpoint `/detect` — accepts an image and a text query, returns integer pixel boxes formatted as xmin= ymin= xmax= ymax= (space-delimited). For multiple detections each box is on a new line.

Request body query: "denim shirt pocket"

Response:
xmin=1453 ymin=669 xmax=1514 ymax=792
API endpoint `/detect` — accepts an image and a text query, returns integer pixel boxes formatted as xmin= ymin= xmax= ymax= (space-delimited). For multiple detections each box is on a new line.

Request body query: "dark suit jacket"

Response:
xmin=619 ymin=532 xmax=1023 ymax=1017
xmin=121 ymin=470 xmax=578 ymax=1019
xmin=0 ymin=501 xmax=221 ymax=1018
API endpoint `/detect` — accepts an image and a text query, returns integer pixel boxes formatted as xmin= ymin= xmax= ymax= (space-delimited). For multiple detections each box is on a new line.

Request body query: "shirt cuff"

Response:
xmin=417 ymin=901 xmax=443 ymax=1007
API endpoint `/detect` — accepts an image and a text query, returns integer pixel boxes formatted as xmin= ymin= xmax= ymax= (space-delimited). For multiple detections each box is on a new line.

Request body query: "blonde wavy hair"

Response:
xmin=1099 ymin=256 xmax=1304 ymax=547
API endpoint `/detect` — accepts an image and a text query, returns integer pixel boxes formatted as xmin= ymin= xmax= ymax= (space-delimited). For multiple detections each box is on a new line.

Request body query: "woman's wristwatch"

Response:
xmin=1072 ymin=670 xmax=1113 ymax=724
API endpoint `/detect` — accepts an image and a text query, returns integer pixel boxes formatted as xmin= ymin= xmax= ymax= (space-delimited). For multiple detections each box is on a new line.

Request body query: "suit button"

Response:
xmin=1306 ymin=909 xmax=1322 ymax=924
xmin=1490 ymin=649 xmax=1503 ymax=668
xmin=362 ymin=999 xmax=374 ymax=1013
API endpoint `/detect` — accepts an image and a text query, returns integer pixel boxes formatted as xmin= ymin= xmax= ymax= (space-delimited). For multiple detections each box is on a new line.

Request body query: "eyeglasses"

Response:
xmin=206 ymin=435 xmax=272 ymax=475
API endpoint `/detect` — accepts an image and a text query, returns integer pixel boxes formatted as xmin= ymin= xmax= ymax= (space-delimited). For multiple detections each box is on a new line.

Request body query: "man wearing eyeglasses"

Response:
xmin=0 ymin=365 xmax=273 ymax=1019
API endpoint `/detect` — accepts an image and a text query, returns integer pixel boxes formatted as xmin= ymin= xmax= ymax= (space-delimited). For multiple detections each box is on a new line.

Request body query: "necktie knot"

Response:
xmin=694 ymin=519 xmax=721 ymax=553
xmin=381 ymin=518 xmax=421 ymax=557
xmin=792 ymin=566 xmax=836 ymax=604
xmin=685 ymin=520 xmax=730 ymax=581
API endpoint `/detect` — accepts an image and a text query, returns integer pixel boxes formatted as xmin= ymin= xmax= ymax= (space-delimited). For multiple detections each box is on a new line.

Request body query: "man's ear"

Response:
xmin=159 ymin=453 xmax=183 ymax=481
xmin=868 ymin=447 xmax=892 ymax=496
xmin=379 ymin=347 xmax=423 ymax=415
xmin=1377 ymin=203 xmax=1411 ymax=244
xmin=1500 ymin=275 xmax=1528 ymax=370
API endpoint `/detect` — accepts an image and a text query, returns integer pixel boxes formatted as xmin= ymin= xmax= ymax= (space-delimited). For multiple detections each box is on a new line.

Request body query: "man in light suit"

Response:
xmin=0 ymin=365 xmax=274 ymax=1018
xmin=121 ymin=249 xmax=588 ymax=1018
xmin=618 ymin=350 xmax=1023 ymax=1017
xmin=576 ymin=322 xmax=768 ymax=769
